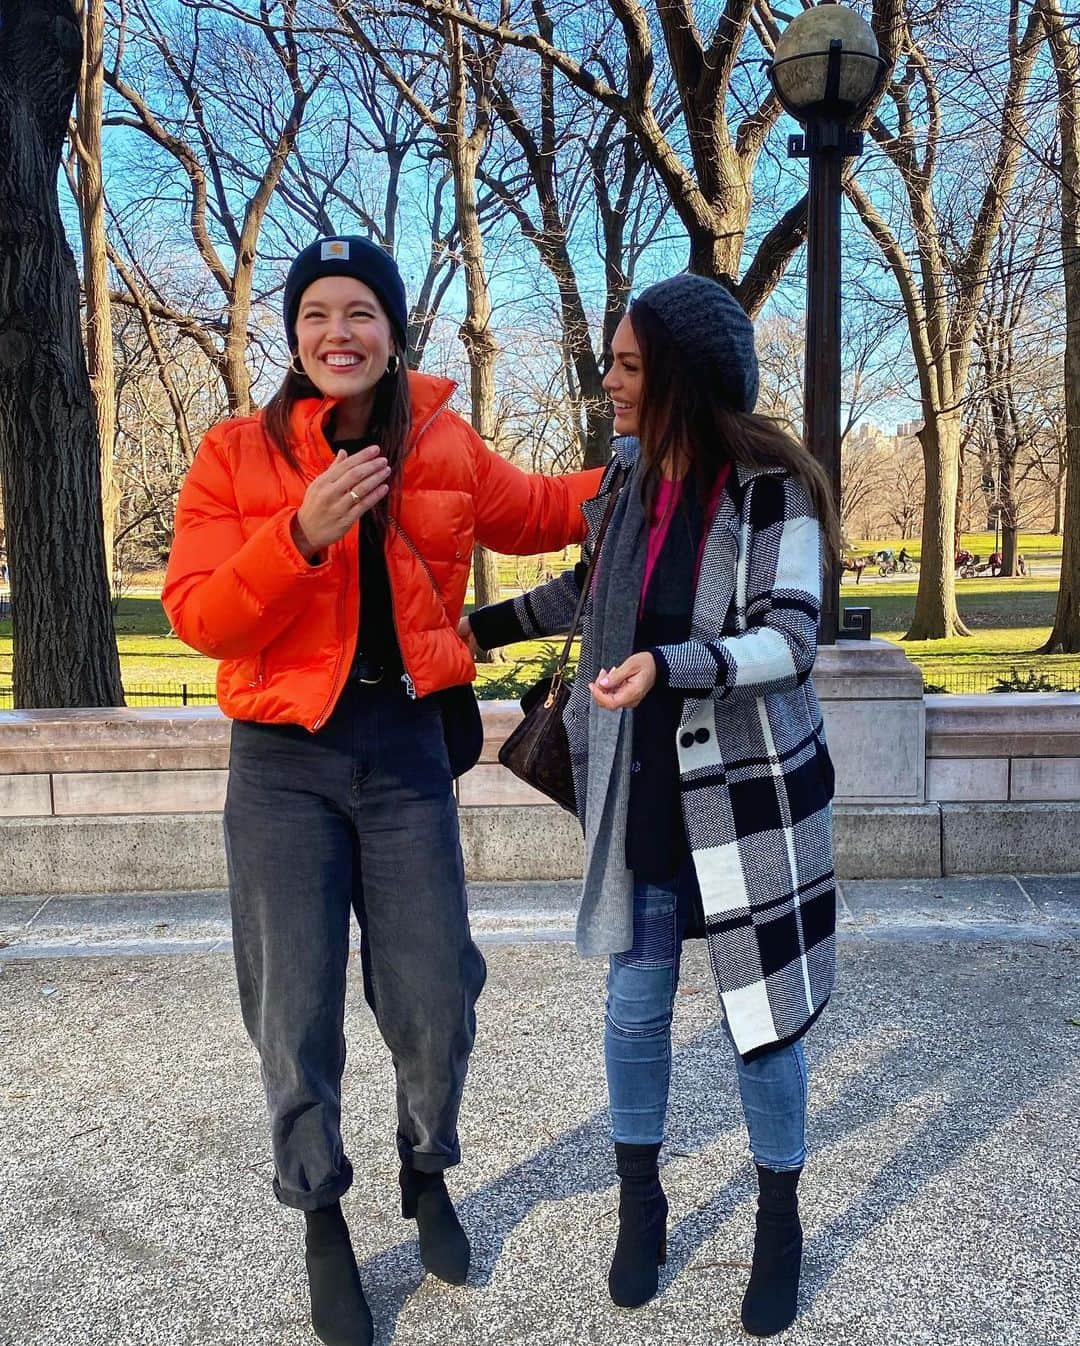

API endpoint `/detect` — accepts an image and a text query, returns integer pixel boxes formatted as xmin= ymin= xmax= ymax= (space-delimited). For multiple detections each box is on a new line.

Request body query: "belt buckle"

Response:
xmin=353 ymin=654 xmax=384 ymax=685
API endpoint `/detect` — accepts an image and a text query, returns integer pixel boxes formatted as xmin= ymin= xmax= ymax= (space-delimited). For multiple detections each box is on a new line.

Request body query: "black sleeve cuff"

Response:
xmin=469 ymin=598 xmax=528 ymax=652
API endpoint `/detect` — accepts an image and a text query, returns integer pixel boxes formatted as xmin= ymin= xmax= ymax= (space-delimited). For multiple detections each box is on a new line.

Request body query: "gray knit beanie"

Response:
xmin=632 ymin=274 xmax=759 ymax=413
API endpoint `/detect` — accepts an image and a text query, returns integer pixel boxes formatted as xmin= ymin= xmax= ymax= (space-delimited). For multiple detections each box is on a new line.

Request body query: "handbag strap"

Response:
xmin=548 ymin=464 xmax=627 ymax=692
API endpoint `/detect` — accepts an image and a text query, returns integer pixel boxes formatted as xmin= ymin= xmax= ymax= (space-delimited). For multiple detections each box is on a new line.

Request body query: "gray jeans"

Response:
xmin=224 ymin=679 xmax=487 ymax=1211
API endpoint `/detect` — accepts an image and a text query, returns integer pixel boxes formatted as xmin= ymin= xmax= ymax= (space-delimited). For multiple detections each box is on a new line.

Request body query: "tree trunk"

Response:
xmin=73 ymin=0 xmax=118 ymax=588
xmin=445 ymin=8 xmax=502 ymax=660
xmin=0 ymin=0 xmax=124 ymax=707
xmin=998 ymin=455 xmax=1019 ymax=578
xmin=1042 ymin=0 xmax=1080 ymax=650
xmin=905 ymin=416 xmax=971 ymax=639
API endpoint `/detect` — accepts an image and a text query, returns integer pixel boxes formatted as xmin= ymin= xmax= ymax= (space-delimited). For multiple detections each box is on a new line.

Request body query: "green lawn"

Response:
xmin=2 ymin=562 xmax=1079 ymax=704
xmin=847 ymin=531 xmax=1063 ymax=560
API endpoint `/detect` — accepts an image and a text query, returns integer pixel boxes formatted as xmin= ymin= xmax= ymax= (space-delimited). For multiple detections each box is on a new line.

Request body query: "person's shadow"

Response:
xmin=357 ymin=935 xmax=1074 ymax=1341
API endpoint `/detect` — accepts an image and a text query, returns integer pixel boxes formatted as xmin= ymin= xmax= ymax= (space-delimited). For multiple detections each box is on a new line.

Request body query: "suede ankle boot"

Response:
xmin=303 ymin=1202 xmax=374 ymax=1346
xmin=740 ymin=1165 xmax=803 ymax=1337
xmin=608 ymin=1141 xmax=669 ymax=1309
xmin=399 ymin=1165 xmax=470 ymax=1285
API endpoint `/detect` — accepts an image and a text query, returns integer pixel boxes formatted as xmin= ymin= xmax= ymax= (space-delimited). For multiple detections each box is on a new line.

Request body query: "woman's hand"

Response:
xmin=457 ymin=615 xmax=484 ymax=659
xmin=292 ymin=447 xmax=391 ymax=560
xmin=589 ymin=652 xmax=657 ymax=710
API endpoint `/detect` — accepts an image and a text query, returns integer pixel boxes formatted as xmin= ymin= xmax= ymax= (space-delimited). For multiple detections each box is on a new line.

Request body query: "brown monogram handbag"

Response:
xmin=497 ymin=468 xmax=626 ymax=813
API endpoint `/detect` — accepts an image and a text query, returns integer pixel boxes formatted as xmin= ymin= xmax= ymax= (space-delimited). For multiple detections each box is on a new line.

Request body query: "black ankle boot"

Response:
xmin=608 ymin=1141 xmax=668 ymax=1309
xmin=399 ymin=1165 xmax=470 ymax=1285
xmin=303 ymin=1203 xmax=374 ymax=1346
xmin=740 ymin=1165 xmax=803 ymax=1338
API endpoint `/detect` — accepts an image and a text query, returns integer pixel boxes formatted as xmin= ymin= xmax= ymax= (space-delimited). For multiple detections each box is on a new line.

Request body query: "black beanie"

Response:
xmin=283 ymin=236 xmax=408 ymax=352
xmin=632 ymin=274 xmax=759 ymax=413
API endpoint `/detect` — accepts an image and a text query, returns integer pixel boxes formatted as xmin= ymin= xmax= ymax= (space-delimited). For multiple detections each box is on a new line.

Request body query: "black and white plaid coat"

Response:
xmin=472 ymin=437 xmax=835 ymax=1060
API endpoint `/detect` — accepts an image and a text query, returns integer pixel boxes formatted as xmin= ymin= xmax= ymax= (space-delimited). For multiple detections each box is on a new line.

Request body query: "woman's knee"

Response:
xmin=605 ymin=958 xmax=676 ymax=1038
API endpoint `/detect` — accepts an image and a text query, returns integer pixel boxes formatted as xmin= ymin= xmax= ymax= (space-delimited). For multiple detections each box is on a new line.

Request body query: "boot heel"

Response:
xmin=658 ymin=1234 xmax=667 ymax=1266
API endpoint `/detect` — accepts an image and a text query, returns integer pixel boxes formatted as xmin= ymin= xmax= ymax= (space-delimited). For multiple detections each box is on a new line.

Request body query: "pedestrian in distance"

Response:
xmin=464 ymin=274 xmax=841 ymax=1337
xmin=163 ymin=236 xmax=602 ymax=1346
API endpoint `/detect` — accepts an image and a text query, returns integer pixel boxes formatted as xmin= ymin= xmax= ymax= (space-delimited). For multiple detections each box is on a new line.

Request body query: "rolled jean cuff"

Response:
xmin=273 ymin=1158 xmax=354 ymax=1211
xmin=756 ymin=1153 xmax=806 ymax=1173
xmin=397 ymin=1133 xmax=461 ymax=1174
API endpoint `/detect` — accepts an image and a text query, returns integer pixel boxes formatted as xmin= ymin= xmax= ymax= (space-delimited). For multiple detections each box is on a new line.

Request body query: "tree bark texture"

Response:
xmin=909 ymin=416 xmax=966 ymax=640
xmin=444 ymin=6 xmax=503 ymax=657
xmin=0 ymin=0 xmax=124 ymax=707
xmin=1041 ymin=0 xmax=1080 ymax=651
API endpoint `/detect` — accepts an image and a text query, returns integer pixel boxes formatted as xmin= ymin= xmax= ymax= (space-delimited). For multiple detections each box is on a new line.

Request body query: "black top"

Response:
xmin=333 ymin=436 xmax=402 ymax=681
xmin=625 ymin=474 xmax=707 ymax=883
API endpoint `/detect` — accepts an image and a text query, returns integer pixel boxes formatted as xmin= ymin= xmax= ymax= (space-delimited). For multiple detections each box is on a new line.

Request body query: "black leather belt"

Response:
xmin=350 ymin=654 xmax=385 ymax=685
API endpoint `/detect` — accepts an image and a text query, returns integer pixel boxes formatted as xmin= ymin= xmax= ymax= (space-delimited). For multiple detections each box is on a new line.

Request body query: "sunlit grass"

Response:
xmin=1 ymin=556 xmax=1078 ymax=703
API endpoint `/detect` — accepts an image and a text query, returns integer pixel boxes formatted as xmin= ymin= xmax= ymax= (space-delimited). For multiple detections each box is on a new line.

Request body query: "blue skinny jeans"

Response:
xmin=605 ymin=875 xmax=807 ymax=1171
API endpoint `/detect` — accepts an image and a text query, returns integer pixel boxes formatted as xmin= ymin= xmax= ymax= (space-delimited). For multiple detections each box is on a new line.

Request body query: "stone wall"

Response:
xmin=1 ymin=672 xmax=1079 ymax=894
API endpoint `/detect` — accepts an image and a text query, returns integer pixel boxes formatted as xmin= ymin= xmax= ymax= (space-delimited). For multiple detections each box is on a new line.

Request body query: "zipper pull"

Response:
xmin=400 ymin=671 xmax=416 ymax=699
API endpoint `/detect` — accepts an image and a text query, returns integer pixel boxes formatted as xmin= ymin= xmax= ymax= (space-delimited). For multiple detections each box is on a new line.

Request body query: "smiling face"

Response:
xmin=602 ymin=315 xmax=644 ymax=437
xmin=293 ymin=276 xmax=396 ymax=414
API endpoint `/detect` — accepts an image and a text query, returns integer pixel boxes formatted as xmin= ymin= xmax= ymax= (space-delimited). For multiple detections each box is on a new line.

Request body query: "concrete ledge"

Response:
xmin=0 ymin=814 xmax=229 ymax=896
xmin=9 ymin=800 xmax=1080 ymax=894
xmin=926 ymin=693 xmax=1080 ymax=758
xmin=832 ymin=804 xmax=942 ymax=879
xmin=0 ymin=706 xmax=229 ymax=774
xmin=458 ymin=805 xmax=584 ymax=881
xmin=942 ymin=801 xmax=1080 ymax=874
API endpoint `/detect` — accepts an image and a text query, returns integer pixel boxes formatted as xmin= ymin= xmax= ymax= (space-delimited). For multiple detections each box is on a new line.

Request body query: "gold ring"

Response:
xmin=348 ymin=488 xmax=361 ymax=504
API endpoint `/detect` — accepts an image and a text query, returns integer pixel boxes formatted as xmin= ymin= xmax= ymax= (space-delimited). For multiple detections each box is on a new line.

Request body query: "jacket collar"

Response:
xmin=609 ymin=436 xmax=786 ymax=484
xmin=282 ymin=370 xmax=458 ymax=467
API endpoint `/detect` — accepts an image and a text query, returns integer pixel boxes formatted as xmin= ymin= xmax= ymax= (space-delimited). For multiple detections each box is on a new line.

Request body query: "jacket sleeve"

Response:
xmin=162 ymin=424 xmax=328 ymax=660
xmin=649 ymin=473 xmax=822 ymax=702
xmin=468 ymin=563 xmax=586 ymax=649
xmin=468 ymin=450 xmax=624 ymax=648
xmin=470 ymin=428 xmax=603 ymax=555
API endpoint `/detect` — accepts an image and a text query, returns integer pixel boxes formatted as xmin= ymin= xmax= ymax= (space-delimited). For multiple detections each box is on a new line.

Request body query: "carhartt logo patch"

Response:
xmin=321 ymin=240 xmax=349 ymax=260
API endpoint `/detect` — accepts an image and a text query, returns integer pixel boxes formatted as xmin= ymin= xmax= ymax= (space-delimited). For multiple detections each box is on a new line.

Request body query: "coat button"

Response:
xmin=695 ymin=727 xmax=710 ymax=744
xmin=679 ymin=731 xmax=695 ymax=748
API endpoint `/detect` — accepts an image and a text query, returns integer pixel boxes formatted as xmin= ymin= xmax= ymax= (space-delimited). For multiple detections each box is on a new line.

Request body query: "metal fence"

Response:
xmin=4 ymin=664 xmax=1080 ymax=710
xmin=919 ymin=666 xmax=1080 ymax=695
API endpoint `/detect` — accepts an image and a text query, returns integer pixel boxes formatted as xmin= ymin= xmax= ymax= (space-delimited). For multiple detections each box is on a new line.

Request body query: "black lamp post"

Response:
xmin=768 ymin=6 xmax=886 ymax=644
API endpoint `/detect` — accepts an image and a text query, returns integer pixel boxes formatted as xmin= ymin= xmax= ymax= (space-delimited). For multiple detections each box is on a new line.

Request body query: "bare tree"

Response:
xmin=330 ymin=0 xmax=509 ymax=642
xmin=104 ymin=0 xmax=325 ymax=413
xmin=69 ymin=0 xmax=120 ymax=585
xmin=847 ymin=1 xmax=1044 ymax=638
xmin=1039 ymin=0 xmax=1080 ymax=651
xmin=971 ymin=192 xmax=1057 ymax=575
xmin=0 ymin=0 xmax=123 ymax=706
xmin=480 ymin=3 xmax=672 ymax=467
xmin=265 ymin=28 xmax=463 ymax=368
xmin=395 ymin=0 xmax=904 ymax=312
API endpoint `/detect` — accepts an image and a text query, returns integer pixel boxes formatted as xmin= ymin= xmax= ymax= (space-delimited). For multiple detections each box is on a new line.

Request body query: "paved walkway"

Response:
xmin=1 ymin=877 xmax=1077 ymax=1346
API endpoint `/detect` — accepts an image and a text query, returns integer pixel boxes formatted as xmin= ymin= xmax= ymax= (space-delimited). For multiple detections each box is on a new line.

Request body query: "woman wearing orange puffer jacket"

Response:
xmin=163 ymin=237 xmax=601 ymax=1346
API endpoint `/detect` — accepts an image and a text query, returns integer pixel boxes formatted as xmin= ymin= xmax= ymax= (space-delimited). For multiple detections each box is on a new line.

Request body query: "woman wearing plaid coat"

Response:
xmin=465 ymin=274 xmax=842 ymax=1337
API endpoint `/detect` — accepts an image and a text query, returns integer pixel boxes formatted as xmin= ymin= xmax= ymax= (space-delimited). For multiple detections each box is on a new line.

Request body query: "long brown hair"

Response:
xmin=628 ymin=301 xmax=842 ymax=558
xmin=262 ymin=354 xmax=412 ymax=535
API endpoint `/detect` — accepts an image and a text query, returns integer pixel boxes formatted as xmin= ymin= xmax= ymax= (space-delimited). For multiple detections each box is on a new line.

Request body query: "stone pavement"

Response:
xmin=0 ymin=876 xmax=1077 ymax=1346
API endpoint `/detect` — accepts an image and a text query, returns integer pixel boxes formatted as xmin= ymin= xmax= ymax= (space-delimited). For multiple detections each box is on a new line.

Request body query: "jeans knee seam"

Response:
xmin=604 ymin=1012 xmax=672 ymax=1041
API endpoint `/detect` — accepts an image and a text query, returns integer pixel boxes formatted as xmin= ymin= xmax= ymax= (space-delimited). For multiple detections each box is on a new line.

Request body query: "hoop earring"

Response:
xmin=385 ymin=353 xmax=400 ymax=377
xmin=289 ymin=355 xmax=306 ymax=378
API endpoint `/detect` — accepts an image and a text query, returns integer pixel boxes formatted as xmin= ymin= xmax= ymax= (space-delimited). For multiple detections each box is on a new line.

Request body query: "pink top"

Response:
xmin=639 ymin=463 xmax=732 ymax=614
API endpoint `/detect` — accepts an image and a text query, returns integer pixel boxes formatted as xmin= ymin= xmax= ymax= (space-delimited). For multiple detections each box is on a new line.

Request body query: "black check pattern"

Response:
xmin=470 ymin=442 xmax=836 ymax=1060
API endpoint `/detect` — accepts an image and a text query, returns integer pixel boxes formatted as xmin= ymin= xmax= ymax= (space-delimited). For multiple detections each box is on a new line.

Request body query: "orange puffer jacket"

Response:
xmin=163 ymin=371 xmax=602 ymax=729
